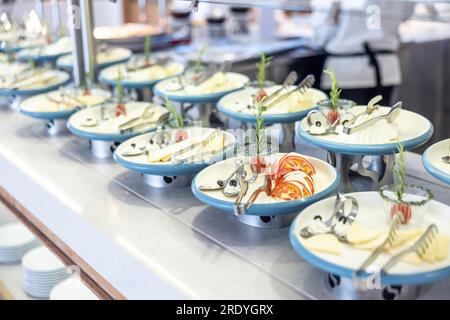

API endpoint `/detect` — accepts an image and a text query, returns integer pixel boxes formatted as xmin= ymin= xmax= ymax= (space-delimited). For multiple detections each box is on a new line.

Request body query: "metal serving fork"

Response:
xmin=264 ymin=74 xmax=315 ymax=110
xmin=353 ymin=213 xmax=403 ymax=278
xmin=379 ymin=224 xmax=438 ymax=275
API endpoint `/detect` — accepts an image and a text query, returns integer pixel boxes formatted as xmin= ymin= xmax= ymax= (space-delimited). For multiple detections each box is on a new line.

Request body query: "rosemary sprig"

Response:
xmin=194 ymin=44 xmax=207 ymax=73
xmin=164 ymin=96 xmax=184 ymax=128
xmin=254 ymin=97 xmax=266 ymax=155
xmin=144 ymin=35 xmax=152 ymax=64
xmin=256 ymin=53 xmax=273 ymax=91
xmin=82 ymin=71 xmax=91 ymax=95
xmin=324 ymin=69 xmax=341 ymax=111
xmin=116 ymin=68 xmax=123 ymax=105
xmin=395 ymin=141 xmax=406 ymax=202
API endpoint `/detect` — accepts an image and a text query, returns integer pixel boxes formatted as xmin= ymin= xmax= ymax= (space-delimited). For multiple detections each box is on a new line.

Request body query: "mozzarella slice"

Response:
xmin=302 ymin=234 xmax=342 ymax=255
xmin=346 ymin=223 xmax=385 ymax=245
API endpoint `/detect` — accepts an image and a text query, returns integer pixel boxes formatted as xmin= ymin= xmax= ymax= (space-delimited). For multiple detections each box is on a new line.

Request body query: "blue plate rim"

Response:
xmin=423 ymin=144 xmax=450 ymax=185
xmin=0 ymin=74 xmax=71 ymax=97
xmin=67 ymin=119 xmax=158 ymax=142
xmin=20 ymin=108 xmax=75 ymax=120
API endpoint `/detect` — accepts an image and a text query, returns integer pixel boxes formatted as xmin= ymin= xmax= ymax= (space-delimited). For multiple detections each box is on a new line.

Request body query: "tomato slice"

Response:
xmin=275 ymin=153 xmax=316 ymax=180
xmin=271 ymin=181 xmax=303 ymax=201
xmin=115 ymin=104 xmax=127 ymax=117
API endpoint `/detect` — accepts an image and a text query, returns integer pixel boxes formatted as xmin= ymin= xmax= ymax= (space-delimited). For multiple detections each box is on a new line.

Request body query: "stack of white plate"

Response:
xmin=50 ymin=276 xmax=98 ymax=300
xmin=0 ymin=223 xmax=38 ymax=264
xmin=22 ymin=246 xmax=70 ymax=299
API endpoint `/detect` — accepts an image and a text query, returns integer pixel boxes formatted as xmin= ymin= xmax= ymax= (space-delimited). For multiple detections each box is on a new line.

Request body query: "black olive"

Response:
xmin=315 ymin=121 xmax=322 ymax=127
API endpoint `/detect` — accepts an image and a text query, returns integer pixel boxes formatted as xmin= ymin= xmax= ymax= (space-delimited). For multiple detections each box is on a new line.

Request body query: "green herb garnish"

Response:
xmin=144 ymin=35 xmax=152 ymax=64
xmin=256 ymin=53 xmax=272 ymax=91
xmin=395 ymin=141 xmax=406 ymax=202
xmin=324 ymin=69 xmax=341 ymax=110
xmin=255 ymin=98 xmax=266 ymax=155
xmin=82 ymin=71 xmax=92 ymax=95
xmin=164 ymin=96 xmax=184 ymax=128
xmin=194 ymin=44 xmax=207 ymax=73
xmin=116 ymin=68 xmax=123 ymax=105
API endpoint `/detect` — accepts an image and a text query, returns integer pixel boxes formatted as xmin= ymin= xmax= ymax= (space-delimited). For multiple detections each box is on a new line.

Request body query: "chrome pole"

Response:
xmin=80 ymin=0 xmax=97 ymax=81
xmin=67 ymin=0 xmax=85 ymax=86
xmin=50 ymin=0 xmax=62 ymax=37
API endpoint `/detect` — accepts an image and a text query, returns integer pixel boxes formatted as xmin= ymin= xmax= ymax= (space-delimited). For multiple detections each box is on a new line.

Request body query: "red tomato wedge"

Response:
xmin=271 ymin=182 xmax=302 ymax=201
xmin=275 ymin=153 xmax=316 ymax=180
xmin=279 ymin=171 xmax=315 ymax=195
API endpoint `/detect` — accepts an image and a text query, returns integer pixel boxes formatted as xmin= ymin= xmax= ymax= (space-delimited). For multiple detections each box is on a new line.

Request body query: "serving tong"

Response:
xmin=233 ymin=174 xmax=271 ymax=216
xmin=237 ymin=71 xmax=298 ymax=113
xmin=264 ymin=74 xmax=315 ymax=110
xmin=379 ymin=224 xmax=438 ymax=275
xmin=341 ymin=95 xmax=382 ymax=127
xmin=299 ymin=193 xmax=359 ymax=241
xmin=170 ymin=128 xmax=224 ymax=165
xmin=120 ymin=128 xmax=171 ymax=157
xmin=353 ymin=213 xmax=403 ymax=278
xmin=343 ymin=101 xmax=402 ymax=135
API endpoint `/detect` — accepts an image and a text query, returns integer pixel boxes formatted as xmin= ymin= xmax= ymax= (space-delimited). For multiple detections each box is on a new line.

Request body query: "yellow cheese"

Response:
xmin=346 ymin=223 xmax=385 ymax=245
xmin=302 ymin=234 xmax=342 ymax=255
xmin=403 ymin=252 xmax=422 ymax=265
xmin=436 ymin=234 xmax=449 ymax=261
xmin=389 ymin=229 xmax=423 ymax=249
xmin=353 ymin=228 xmax=423 ymax=251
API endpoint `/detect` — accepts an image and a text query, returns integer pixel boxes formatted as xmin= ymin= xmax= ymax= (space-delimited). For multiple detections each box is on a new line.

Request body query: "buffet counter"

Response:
xmin=0 ymin=105 xmax=449 ymax=300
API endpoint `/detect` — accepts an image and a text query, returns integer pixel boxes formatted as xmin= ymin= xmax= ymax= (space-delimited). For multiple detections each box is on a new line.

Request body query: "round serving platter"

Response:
xmin=114 ymin=127 xmax=236 ymax=177
xmin=17 ymin=37 xmax=72 ymax=63
xmin=68 ymin=101 xmax=169 ymax=159
xmin=99 ymin=55 xmax=185 ymax=89
xmin=423 ymin=139 xmax=450 ymax=185
xmin=56 ymin=47 xmax=132 ymax=71
xmin=289 ymin=191 xmax=450 ymax=286
xmin=192 ymin=154 xmax=340 ymax=218
xmin=0 ymin=69 xmax=71 ymax=97
xmin=20 ymin=87 xmax=112 ymax=120
xmin=297 ymin=106 xmax=434 ymax=156
xmin=153 ymin=72 xmax=250 ymax=104
xmin=217 ymin=86 xmax=327 ymax=125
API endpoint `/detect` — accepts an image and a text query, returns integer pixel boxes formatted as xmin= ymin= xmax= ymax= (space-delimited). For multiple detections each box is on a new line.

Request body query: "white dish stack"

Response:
xmin=50 ymin=276 xmax=98 ymax=300
xmin=0 ymin=223 xmax=38 ymax=264
xmin=22 ymin=246 xmax=71 ymax=299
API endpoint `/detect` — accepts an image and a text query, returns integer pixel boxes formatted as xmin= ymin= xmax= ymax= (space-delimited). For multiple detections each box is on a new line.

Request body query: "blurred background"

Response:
xmin=1 ymin=0 xmax=449 ymax=146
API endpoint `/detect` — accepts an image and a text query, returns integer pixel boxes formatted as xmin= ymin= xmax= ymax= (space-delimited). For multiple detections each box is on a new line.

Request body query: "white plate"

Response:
xmin=290 ymin=192 xmax=450 ymax=285
xmin=68 ymin=101 xmax=167 ymax=142
xmin=22 ymin=246 xmax=65 ymax=274
xmin=298 ymin=106 xmax=433 ymax=156
xmin=50 ymin=276 xmax=98 ymax=300
xmin=0 ymin=223 xmax=36 ymax=249
xmin=219 ymin=86 xmax=327 ymax=115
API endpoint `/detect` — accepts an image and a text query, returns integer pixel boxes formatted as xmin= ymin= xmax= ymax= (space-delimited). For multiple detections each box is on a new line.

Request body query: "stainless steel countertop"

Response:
xmin=0 ymin=105 xmax=449 ymax=299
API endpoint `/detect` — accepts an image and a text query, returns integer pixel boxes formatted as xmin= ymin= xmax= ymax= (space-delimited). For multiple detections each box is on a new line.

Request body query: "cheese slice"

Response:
xmin=353 ymin=228 xmax=423 ymax=251
xmin=147 ymin=137 xmax=196 ymax=163
xmin=436 ymin=234 xmax=449 ymax=261
xmin=346 ymin=223 xmax=385 ymax=245
xmin=302 ymin=234 xmax=342 ymax=255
